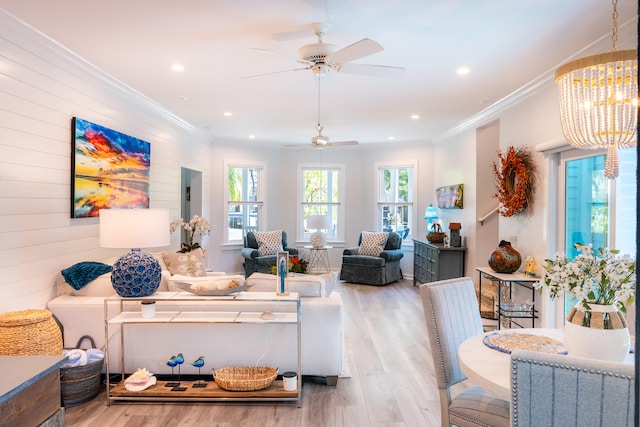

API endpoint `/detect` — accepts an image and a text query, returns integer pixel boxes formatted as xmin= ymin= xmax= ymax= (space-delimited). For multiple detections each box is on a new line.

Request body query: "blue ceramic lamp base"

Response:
xmin=111 ymin=248 xmax=162 ymax=297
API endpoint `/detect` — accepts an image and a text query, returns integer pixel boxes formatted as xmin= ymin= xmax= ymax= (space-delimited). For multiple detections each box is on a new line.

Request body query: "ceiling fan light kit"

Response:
xmin=555 ymin=0 xmax=637 ymax=179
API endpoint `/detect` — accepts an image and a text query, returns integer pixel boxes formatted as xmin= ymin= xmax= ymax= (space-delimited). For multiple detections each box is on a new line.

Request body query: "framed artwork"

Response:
xmin=71 ymin=117 xmax=150 ymax=218
xmin=436 ymin=183 xmax=464 ymax=209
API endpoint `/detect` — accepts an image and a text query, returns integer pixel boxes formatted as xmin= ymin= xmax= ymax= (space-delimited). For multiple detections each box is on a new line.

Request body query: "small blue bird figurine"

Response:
xmin=165 ymin=355 xmax=179 ymax=387
xmin=191 ymin=356 xmax=206 ymax=388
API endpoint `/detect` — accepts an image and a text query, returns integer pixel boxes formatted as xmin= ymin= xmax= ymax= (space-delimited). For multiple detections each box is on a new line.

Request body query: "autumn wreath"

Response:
xmin=492 ymin=146 xmax=536 ymax=217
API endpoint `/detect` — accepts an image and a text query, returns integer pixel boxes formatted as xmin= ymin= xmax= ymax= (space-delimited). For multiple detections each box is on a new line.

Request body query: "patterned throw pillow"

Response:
xmin=162 ymin=248 xmax=207 ymax=277
xmin=358 ymin=231 xmax=389 ymax=256
xmin=253 ymin=230 xmax=284 ymax=256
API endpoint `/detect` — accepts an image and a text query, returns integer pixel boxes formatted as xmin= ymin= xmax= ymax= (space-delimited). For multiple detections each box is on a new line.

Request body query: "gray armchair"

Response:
xmin=241 ymin=231 xmax=299 ymax=277
xmin=339 ymin=231 xmax=404 ymax=285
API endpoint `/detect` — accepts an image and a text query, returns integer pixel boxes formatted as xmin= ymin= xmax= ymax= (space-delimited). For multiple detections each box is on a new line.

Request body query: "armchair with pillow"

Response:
xmin=340 ymin=231 xmax=404 ymax=285
xmin=241 ymin=230 xmax=299 ymax=277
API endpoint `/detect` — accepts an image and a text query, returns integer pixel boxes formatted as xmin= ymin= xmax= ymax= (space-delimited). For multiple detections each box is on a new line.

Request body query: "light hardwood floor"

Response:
xmin=64 ymin=278 xmax=444 ymax=426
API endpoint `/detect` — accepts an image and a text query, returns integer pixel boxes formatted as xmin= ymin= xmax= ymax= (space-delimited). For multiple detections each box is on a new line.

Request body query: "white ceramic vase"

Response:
xmin=563 ymin=303 xmax=630 ymax=362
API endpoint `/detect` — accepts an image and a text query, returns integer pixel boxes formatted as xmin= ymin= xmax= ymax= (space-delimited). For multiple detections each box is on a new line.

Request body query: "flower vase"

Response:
xmin=488 ymin=240 xmax=522 ymax=274
xmin=563 ymin=303 xmax=630 ymax=362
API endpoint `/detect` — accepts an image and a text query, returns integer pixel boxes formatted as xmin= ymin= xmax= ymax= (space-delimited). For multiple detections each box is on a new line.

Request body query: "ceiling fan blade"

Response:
xmin=326 ymin=38 xmax=383 ymax=65
xmin=338 ymin=63 xmax=405 ymax=78
xmin=241 ymin=67 xmax=310 ymax=79
xmin=328 ymin=140 xmax=359 ymax=146
xmin=250 ymin=48 xmax=310 ymax=65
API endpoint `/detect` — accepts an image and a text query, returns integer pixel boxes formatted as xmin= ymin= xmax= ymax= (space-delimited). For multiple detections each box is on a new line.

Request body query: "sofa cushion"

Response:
xmin=358 ymin=231 xmax=389 ymax=256
xmin=253 ymin=230 xmax=283 ymax=256
xmin=162 ymin=249 xmax=206 ymax=277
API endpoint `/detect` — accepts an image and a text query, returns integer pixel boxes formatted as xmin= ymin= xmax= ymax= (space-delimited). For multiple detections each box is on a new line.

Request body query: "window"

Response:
xmin=556 ymin=147 xmax=636 ymax=322
xmin=376 ymin=162 xmax=416 ymax=241
xmin=298 ymin=164 xmax=345 ymax=243
xmin=224 ymin=161 xmax=264 ymax=243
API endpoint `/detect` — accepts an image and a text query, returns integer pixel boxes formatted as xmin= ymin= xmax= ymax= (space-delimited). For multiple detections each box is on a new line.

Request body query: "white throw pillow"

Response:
xmin=358 ymin=231 xmax=389 ymax=256
xmin=162 ymin=248 xmax=207 ymax=277
xmin=253 ymin=230 xmax=283 ymax=256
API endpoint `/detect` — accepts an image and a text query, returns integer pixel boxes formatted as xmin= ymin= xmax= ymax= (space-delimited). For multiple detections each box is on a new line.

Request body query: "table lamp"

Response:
xmin=99 ymin=208 xmax=170 ymax=297
xmin=306 ymin=214 xmax=331 ymax=249
xmin=424 ymin=204 xmax=438 ymax=230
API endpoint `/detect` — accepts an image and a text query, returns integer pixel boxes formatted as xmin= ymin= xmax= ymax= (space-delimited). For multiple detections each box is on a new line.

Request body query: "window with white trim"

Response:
xmin=224 ymin=161 xmax=264 ymax=244
xmin=298 ymin=164 xmax=345 ymax=243
xmin=376 ymin=162 xmax=416 ymax=241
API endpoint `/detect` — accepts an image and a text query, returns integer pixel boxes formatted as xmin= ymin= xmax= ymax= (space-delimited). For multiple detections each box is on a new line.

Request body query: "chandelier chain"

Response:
xmin=611 ymin=0 xmax=618 ymax=51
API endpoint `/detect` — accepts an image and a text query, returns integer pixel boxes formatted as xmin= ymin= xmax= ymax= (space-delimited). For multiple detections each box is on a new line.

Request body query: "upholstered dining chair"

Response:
xmin=419 ymin=277 xmax=510 ymax=427
xmin=511 ymin=349 xmax=635 ymax=427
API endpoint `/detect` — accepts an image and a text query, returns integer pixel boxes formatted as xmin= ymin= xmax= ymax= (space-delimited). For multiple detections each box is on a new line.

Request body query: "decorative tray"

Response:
xmin=173 ymin=281 xmax=251 ymax=296
xmin=483 ymin=331 xmax=567 ymax=355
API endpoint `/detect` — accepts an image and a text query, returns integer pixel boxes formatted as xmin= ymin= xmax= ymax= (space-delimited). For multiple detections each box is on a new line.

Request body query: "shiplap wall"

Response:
xmin=0 ymin=10 xmax=211 ymax=312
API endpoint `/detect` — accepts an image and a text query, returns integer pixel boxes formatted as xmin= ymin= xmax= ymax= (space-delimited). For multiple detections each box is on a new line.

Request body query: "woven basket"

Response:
xmin=61 ymin=335 xmax=104 ymax=407
xmin=0 ymin=309 xmax=62 ymax=356
xmin=213 ymin=366 xmax=277 ymax=391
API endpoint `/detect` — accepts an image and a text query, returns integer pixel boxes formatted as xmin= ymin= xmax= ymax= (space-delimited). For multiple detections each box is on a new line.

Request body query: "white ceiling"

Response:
xmin=1 ymin=0 xmax=638 ymax=147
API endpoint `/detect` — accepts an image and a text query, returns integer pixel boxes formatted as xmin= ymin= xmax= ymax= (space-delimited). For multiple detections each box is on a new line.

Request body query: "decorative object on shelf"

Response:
xmin=141 ymin=300 xmax=156 ymax=318
xmin=191 ymin=356 xmax=207 ymax=388
xmin=270 ymin=256 xmax=308 ymax=275
xmin=436 ymin=183 xmax=463 ymax=209
xmin=276 ymin=251 xmax=289 ymax=296
xmin=488 ymin=240 xmax=522 ymax=274
xmin=305 ymin=214 xmax=331 ymax=248
xmin=100 ymin=209 xmax=170 ymax=297
xmin=124 ymin=368 xmax=156 ymax=392
xmin=524 ymin=256 xmax=538 ymax=277
xmin=71 ymin=117 xmax=150 ymax=218
xmin=449 ymin=222 xmax=461 ymax=247
xmin=165 ymin=355 xmax=180 ymax=388
xmin=282 ymin=371 xmax=297 ymax=391
xmin=555 ymin=0 xmax=637 ymax=180
xmin=213 ymin=366 xmax=278 ymax=391
xmin=426 ymin=223 xmax=446 ymax=244
xmin=424 ymin=204 xmax=438 ymax=233
xmin=172 ymin=353 xmax=187 ymax=391
xmin=538 ymin=243 xmax=635 ymax=362
xmin=492 ymin=146 xmax=537 ymax=217
xmin=173 ymin=281 xmax=251 ymax=296
xmin=170 ymin=215 xmax=211 ymax=253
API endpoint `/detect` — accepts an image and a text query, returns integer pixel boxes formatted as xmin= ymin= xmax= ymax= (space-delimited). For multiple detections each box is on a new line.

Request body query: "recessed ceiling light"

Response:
xmin=179 ymin=96 xmax=189 ymax=101
xmin=223 ymin=112 xmax=233 ymax=117
xmin=457 ymin=66 xmax=470 ymax=75
xmin=172 ymin=64 xmax=185 ymax=72
xmin=388 ymin=136 xmax=395 ymax=140
xmin=248 ymin=134 xmax=256 ymax=139
xmin=410 ymin=114 xmax=420 ymax=120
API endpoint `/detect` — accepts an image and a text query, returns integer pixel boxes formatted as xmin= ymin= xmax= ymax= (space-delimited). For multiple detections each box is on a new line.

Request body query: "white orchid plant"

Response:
xmin=536 ymin=243 xmax=635 ymax=313
xmin=170 ymin=215 xmax=211 ymax=253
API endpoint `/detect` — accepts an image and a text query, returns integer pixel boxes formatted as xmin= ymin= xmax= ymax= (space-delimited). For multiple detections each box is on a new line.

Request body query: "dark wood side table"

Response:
xmin=0 ymin=355 xmax=67 ymax=426
xmin=413 ymin=240 xmax=466 ymax=286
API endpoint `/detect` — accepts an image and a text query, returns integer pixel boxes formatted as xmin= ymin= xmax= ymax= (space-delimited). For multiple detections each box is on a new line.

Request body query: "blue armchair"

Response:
xmin=340 ymin=231 xmax=404 ymax=285
xmin=241 ymin=231 xmax=299 ymax=277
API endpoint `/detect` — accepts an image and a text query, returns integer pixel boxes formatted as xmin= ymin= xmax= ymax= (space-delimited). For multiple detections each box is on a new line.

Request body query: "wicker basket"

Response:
xmin=213 ymin=366 xmax=277 ymax=391
xmin=0 ymin=309 xmax=62 ymax=356
xmin=61 ymin=335 xmax=104 ymax=407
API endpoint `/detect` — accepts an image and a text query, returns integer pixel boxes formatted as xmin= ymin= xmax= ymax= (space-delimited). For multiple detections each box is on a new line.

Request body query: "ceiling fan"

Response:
xmin=243 ymin=23 xmax=404 ymax=79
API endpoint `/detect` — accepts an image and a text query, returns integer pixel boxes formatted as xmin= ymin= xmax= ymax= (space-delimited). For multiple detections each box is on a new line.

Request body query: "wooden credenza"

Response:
xmin=413 ymin=240 xmax=466 ymax=286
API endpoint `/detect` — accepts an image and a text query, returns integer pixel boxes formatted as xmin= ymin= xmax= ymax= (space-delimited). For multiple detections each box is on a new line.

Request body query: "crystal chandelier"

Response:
xmin=555 ymin=0 xmax=637 ymax=179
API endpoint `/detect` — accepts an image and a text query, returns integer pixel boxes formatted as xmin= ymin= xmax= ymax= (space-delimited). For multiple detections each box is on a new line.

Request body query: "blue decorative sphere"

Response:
xmin=111 ymin=249 xmax=162 ymax=297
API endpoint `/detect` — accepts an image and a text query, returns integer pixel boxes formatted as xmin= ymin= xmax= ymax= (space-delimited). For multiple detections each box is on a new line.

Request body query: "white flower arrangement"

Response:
xmin=536 ymin=243 xmax=636 ymax=313
xmin=170 ymin=215 xmax=211 ymax=253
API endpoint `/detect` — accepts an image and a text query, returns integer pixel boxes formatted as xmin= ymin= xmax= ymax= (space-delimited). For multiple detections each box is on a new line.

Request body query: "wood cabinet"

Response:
xmin=413 ymin=240 xmax=466 ymax=286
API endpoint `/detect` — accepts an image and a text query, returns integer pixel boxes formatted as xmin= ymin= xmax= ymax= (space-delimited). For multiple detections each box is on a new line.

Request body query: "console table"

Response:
xmin=0 ymin=355 xmax=67 ymax=426
xmin=413 ymin=240 xmax=465 ymax=286
xmin=476 ymin=266 xmax=539 ymax=329
xmin=105 ymin=291 xmax=301 ymax=406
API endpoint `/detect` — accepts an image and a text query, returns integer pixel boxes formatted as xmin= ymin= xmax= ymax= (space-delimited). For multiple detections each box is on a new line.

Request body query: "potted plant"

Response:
xmin=537 ymin=243 xmax=635 ymax=361
xmin=170 ymin=215 xmax=211 ymax=253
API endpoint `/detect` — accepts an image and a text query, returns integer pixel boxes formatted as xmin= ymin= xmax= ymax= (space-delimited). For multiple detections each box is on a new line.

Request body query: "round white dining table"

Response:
xmin=458 ymin=327 xmax=634 ymax=401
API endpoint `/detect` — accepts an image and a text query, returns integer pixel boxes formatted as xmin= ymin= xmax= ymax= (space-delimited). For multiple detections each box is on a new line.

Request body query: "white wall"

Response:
xmin=0 ymin=11 xmax=211 ymax=312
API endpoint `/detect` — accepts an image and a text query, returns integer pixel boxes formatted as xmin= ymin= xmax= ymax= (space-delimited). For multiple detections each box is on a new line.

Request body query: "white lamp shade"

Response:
xmin=99 ymin=209 xmax=170 ymax=248
xmin=306 ymin=215 xmax=331 ymax=231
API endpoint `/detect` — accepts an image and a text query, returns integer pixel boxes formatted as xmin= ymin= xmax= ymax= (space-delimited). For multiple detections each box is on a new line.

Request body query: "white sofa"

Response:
xmin=47 ymin=256 xmax=344 ymax=385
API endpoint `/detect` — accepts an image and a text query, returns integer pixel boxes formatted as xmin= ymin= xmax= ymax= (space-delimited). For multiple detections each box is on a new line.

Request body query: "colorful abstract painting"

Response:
xmin=71 ymin=117 xmax=150 ymax=218
xmin=436 ymin=183 xmax=463 ymax=209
